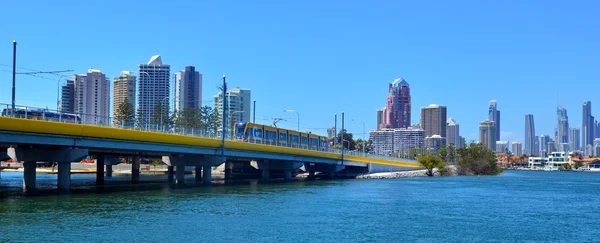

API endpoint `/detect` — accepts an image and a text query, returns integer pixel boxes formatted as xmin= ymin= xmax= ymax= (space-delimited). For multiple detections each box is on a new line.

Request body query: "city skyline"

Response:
xmin=2 ymin=1 xmax=600 ymax=143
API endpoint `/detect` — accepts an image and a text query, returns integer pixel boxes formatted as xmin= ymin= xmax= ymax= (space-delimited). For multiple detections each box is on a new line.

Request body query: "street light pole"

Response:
xmin=353 ymin=119 xmax=366 ymax=153
xmin=11 ymin=40 xmax=17 ymax=116
xmin=160 ymin=96 xmax=168 ymax=132
xmin=221 ymin=75 xmax=227 ymax=158
xmin=341 ymin=111 xmax=345 ymax=165
xmin=253 ymin=99 xmax=256 ymax=123
xmin=284 ymin=110 xmax=300 ymax=132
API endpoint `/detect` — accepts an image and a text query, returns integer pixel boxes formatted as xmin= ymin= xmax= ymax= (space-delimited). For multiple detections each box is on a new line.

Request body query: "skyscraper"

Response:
xmin=59 ymin=80 xmax=75 ymax=114
xmin=73 ymin=69 xmax=110 ymax=125
xmin=596 ymin=119 xmax=600 ymax=139
xmin=489 ymin=100 xmax=501 ymax=141
xmin=496 ymin=141 xmax=509 ymax=153
xmin=582 ymin=101 xmax=594 ymax=153
xmin=112 ymin=71 xmax=136 ymax=126
xmin=525 ymin=114 xmax=536 ymax=155
xmin=175 ymin=66 xmax=202 ymax=111
xmin=556 ymin=106 xmax=569 ymax=145
xmin=420 ymin=104 xmax=447 ymax=138
xmin=376 ymin=108 xmax=384 ymax=130
xmin=540 ymin=135 xmax=550 ymax=156
xmin=534 ymin=135 xmax=540 ymax=156
xmin=381 ymin=78 xmax=411 ymax=129
xmin=138 ymin=55 xmax=171 ymax=126
xmin=446 ymin=118 xmax=461 ymax=148
xmin=479 ymin=120 xmax=497 ymax=151
xmin=512 ymin=142 xmax=523 ymax=156
xmin=570 ymin=128 xmax=581 ymax=151
xmin=213 ymin=88 xmax=251 ymax=128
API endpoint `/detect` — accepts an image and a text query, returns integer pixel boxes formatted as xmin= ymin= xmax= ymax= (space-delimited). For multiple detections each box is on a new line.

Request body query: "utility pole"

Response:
xmin=334 ymin=113 xmax=337 ymax=147
xmin=11 ymin=40 xmax=16 ymax=116
xmin=253 ymin=99 xmax=256 ymax=123
xmin=341 ymin=112 xmax=345 ymax=165
xmin=220 ymin=75 xmax=227 ymax=158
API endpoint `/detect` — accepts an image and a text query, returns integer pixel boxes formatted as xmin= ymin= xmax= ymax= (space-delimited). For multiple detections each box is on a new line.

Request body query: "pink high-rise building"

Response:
xmin=381 ymin=78 xmax=411 ymax=129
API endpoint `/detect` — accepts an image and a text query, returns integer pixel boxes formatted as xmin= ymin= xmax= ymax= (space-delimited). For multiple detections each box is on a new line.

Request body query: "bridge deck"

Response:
xmin=0 ymin=117 xmax=420 ymax=168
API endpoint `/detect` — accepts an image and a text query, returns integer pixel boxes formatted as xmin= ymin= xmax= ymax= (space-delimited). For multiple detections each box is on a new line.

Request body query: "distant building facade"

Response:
xmin=112 ymin=71 xmax=136 ymax=126
xmin=213 ymin=88 xmax=252 ymax=127
xmin=496 ymin=141 xmax=509 ymax=153
xmin=420 ymin=104 xmax=447 ymax=139
xmin=425 ymin=135 xmax=444 ymax=152
xmin=556 ymin=106 xmax=569 ymax=146
xmin=446 ymin=118 xmax=461 ymax=148
xmin=479 ymin=120 xmax=497 ymax=151
xmin=73 ymin=69 xmax=110 ymax=125
xmin=175 ymin=66 xmax=202 ymax=111
xmin=512 ymin=142 xmax=523 ymax=156
xmin=570 ymin=128 xmax=581 ymax=152
xmin=525 ymin=114 xmax=536 ymax=155
xmin=59 ymin=80 xmax=75 ymax=114
xmin=381 ymin=78 xmax=411 ymax=129
xmin=489 ymin=100 xmax=501 ymax=141
xmin=138 ymin=55 xmax=171 ymax=126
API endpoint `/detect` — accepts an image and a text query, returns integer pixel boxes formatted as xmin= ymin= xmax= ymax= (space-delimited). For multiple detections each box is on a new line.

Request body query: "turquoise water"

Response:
xmin=1 ymin=170 xmax=599 ymax=242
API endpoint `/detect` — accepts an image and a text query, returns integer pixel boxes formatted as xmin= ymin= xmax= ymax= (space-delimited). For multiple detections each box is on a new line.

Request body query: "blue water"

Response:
xmin=1 ymin=170 xmax=599 ymax=242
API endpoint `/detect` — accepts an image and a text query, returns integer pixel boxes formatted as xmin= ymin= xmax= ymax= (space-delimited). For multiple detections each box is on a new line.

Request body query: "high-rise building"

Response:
xmin=393 ymin=128 xmax=425 ymax=151
xmin=556 ymin=106 xmax=569 ymax=145
xmin=420 ymin=104 xmax=447 ymax=138
xmin=512 ymin=142 xmax=523 ymax=156
xmin=376 ymin=108 xmax=384 ymax=130
xmin=558 ymin=143 xmax=570 ymax=153
xmin=525 ymin=114 xmax=536 ymax=155
xmin=570 ymin=128 xmax=581 ymax=151
xmin=381 ymin=78 xmax=411 ymax=129
xmin=112 ymin=71 xmax=136 ymax=126
xmin=582 ymin=101 xmax=594 ymax=153
xmin=596 ymin=120 xmax=600 ymax=139
xmin=59 ymin=80 xmax=75 ymax=114
xmin=175 ymin=66 xmax=202 ymax=112
xmin=138 ymin=55 xmax=171 ymax=126
xmin=479 ymin=120 xmax=497 ymax=151
xmin=446 ymin=118 xmax=461 ymax=148
xmin=547 ymin=139 xmax=556 ymax=153
xmin=489 ymin=100 xmax=501 ymax=141
xmin=460 ymin=136 xmax=467 ymax=148
xmin=534 ymin=135 xmax=540 ymax=156
xmin=73 ymin=69 xmax=110 ymax=125
xmin=540 ymin=135 xmax=550 ymax=156
xmin=213 ymin=88 xmax=252 ymax=128
xmin=594 ymin=138 xmax=600 ymax=156
xmin=496 ymin=141 xmax=509 ymax=153
xmin=327 ymin=127 xmax=336 ymax=140
xmin=425 ymin=135 xmax=445 ymax=152
xmin=369 ymin=129 xmax=395 ymax=155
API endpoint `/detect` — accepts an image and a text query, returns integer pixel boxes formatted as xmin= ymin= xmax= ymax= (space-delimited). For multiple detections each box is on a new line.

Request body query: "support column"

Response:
xmin=57 ymin=162 xmax=71 ymax=192
xmin=132 ymin=155 xmax=140 ymax=183
xmin=105 ymin=165 xmax=113 ymax=177
xmin=96 ymin=154 xmax=105 ymax=185
xmin=262 ymin=169 xmax=270 ymax=180
xmin=23 ymin=161 xmax=36 ymax=192
xmin=203 ymin=166 xmax=212 ymax=185
xmin=167 ymin=166 xmax=174 ymax=183
xmin=176 ymin=165 xmax=185 ymax=184
xmin=283 ymin=170 xmax=292 ymax=181
xmin=195 ymin=166 xmax=202 ymax=182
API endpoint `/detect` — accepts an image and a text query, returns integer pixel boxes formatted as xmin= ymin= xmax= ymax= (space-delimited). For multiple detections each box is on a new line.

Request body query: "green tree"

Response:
xmin=456 ymin=142 xmax=502 ymax=175
xmin=208 ymin=107 xmax=221 ymax=137
xmin=417 ymin=154 xmax=446 ymax=176
xmin=331 ymin=129 xmax=356 ymax=150
xmin=174 ymin=107 xmax=203 ymax=134
xmin=574 ymin=161 xmax=584 ymax=169
xmin=115 ymin=100 xmax=135 ymax=128
xmin=136 ymin=107 xmax=146 ymax=130
xmin=151 ymin=101 xmax=171 ymax=131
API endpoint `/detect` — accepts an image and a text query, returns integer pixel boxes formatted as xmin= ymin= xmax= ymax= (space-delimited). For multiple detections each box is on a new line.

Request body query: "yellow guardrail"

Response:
xmin=0 ymin=116 xmax=420 ymax=168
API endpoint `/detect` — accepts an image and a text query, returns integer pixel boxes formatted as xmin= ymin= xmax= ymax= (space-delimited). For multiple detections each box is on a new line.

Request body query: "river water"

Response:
xmin=1 ymin=170 xmax=599 ymax=242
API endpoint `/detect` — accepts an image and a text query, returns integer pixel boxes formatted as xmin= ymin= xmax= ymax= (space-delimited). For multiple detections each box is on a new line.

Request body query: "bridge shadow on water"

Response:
xmin=0 ymin=172 xmax=340 ymax=200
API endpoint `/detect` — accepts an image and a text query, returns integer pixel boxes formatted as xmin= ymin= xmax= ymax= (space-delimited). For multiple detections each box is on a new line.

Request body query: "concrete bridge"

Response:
xmin=0 ymin=117 xmax=420 ymax=193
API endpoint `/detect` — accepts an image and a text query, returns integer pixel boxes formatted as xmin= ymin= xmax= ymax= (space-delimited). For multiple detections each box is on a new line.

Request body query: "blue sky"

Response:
xmin=1 ymin=0 xmax=599 ymax=143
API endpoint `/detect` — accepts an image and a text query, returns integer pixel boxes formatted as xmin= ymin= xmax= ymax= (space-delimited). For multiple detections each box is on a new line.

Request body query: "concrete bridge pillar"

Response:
xmin=23 ymin=161 xmax=36 ymax=193
xmin=167 ymin=166 xmax=174 ymax=183
xmin=176 ymin=165 xmax=186 ymax=184
xmin=132 ymin=155 xmax=140 ymax=183
xmin=283 ymin=170 xmax=292 ymax=181
xmin=195 ymin=166 xmax=202 ymax=182
xmin=106 ymin=165 xmax=113 ymax=177
xmin=203 ymin=166 xmax=212 ymax=185
xmin=262 ymin=168 xmax=270 ymax=180
xmin=57 ymin=162 xmax=71 ymax=193
xmin=11 ymin=147 xmax=88 ymax=193
xmin=96 ymin=154 xmax=105 ymax=185
xmin=258 ymin=161 xmax=270 ymax=180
